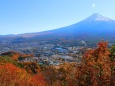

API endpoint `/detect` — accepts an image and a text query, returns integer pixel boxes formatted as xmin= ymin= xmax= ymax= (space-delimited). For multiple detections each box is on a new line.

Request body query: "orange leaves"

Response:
xmin=0 ymin=63 xmax=28 ymax=85
xmin=31 ymin=74 xmax=46 ymax=86
xmin=75 ymin=41 xmax=112 ymax=86
xmin=82 ymin=50 xmax=94 ymax=65
xmin=0 ymin=63 xmax=45 ymax=86
xmin=95 ymin=42 xmax=110 ymax=60
xmin=22 ymin=62 xmax=41 ymax=74
xmin=1 ymin=51 xmax=34 ymax=61
xmin=0 ymin=41 xmax=113 ymax=86
xmin=97 ymin=42 xmax=108 ymax=51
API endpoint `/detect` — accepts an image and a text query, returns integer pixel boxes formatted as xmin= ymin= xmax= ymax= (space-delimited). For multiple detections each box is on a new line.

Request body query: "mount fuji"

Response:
xmin=27 ymin=13 xmax=115 ymax=42
xmin=1 ymin=13 xmax=115 ymax=45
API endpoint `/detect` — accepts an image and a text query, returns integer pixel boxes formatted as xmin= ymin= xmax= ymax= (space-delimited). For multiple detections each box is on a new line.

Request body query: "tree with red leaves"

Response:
xmin=0 ymin=63 xmax=46 ymax=86
xmin=75 ymin=42 xmax=112 ymax=86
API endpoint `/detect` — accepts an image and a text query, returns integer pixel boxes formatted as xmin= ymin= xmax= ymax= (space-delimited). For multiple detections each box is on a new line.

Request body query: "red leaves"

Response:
xmin=0 ymin=42 xmax=113 ymax=86
xmin=0 ymin=63 xmax=27 ymax=85
xmin=0 ymin=63 xmax=46 ymax=86
xmin=31 ymin=74 xmax=46 ymax=86
xmin=76 ymin=41 xmax=111 ymax=86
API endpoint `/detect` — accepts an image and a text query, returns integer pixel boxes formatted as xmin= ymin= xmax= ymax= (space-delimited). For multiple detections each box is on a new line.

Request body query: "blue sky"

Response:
xmin=0 ymin=0 xmax=115 ymax=35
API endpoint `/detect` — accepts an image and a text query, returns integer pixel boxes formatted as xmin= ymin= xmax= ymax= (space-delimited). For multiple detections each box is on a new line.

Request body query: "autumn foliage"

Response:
xmin=0 ymin=63 xmax=45 ymax=86
xmin=1 ymin=51 xmax=33 ymax=61
xmin=74 ymin=42 xmax=114 ymax=86
xmin=22 ymin=62 xmax=41 ymax=74
xmin=0 ymin=42 xmax=114 ymax=86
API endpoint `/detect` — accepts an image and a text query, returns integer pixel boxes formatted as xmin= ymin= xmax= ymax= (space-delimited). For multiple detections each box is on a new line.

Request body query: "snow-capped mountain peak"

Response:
xmin=86 ymin=13 xmax=112 ymax=22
